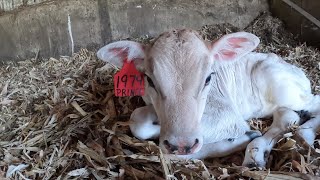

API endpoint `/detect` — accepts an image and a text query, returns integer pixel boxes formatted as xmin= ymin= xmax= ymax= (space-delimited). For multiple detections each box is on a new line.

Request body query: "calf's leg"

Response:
xmin=242 ymin=107 xmax=301 ymax=168
xmin=297 ymin=115 xmax=320 ymax=146
xmin=129 ymin=105 xmax=160 ymax=140
xmin=298 ymin=95 xmax=320 ymax=145
xmin=129 ymin=105 xmax=262 ymax=159
xmin=174 ymin=130 xmax=262 ymax=160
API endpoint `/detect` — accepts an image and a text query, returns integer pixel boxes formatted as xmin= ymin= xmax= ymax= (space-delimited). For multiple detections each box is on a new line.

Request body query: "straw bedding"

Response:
xmin=0 ymin=13 xmax=319 ymax=179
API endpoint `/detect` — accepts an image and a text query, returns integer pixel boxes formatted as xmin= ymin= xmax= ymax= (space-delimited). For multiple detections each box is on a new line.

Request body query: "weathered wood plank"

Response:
xmin=282 ymin=0 xmax=320 ymax=28
xmin=270 ymin=0 xmax=320 ymax=47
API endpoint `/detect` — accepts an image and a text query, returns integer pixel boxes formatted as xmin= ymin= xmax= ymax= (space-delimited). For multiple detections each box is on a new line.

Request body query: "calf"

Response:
xmin=97 ymin=29 xmax=320 ymax=167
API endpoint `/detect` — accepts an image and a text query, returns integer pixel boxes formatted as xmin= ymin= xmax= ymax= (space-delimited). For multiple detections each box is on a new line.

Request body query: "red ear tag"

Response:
xmin=114 ymin=60 xmax=145 ymax=97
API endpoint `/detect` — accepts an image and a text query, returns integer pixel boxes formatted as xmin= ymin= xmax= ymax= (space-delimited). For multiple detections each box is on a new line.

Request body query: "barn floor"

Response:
xmin=0 ymin=13 xmax=320 ymax=179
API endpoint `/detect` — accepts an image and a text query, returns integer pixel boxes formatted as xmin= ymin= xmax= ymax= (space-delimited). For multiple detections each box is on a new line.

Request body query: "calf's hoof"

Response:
xmin=297 ymin=128 xmax=316 ymax=146
xmin=242 ymin=138 xmax=269 ymax=168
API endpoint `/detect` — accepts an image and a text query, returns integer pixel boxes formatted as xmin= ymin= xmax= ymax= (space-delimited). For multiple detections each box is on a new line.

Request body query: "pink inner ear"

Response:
xmin=228 ymin=37 xmax=249 ymax=44
xmin=109 ymin=47 xmax=129 ymax=60
xmin=228 ymin=37 xmax=249 ymax=49
xmin=220 ymin=49 xmax=237 ymax=60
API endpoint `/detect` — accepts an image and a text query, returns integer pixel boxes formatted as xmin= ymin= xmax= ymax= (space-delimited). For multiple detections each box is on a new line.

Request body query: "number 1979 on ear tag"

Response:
xmin=114 ymin=61 xmax=145 ymax=97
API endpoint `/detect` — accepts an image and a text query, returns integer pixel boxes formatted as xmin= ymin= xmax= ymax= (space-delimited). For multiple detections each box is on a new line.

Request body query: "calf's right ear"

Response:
xmin=97 ymin=41 xmax=145 ymax=68
xmin=210 ymin=32 xmax=260 ymax=62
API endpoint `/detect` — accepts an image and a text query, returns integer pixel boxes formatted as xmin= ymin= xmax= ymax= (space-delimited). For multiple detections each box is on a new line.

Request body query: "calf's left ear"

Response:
xmin=210 ymin=32 xmax=260 ymax=62
xmin=97 ymin=40 xmax=145 ymax=69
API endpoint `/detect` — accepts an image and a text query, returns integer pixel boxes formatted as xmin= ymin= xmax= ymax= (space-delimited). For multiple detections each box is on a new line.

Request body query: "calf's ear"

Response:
xmin=210 ymin=32 xmax=260 ymax=62
xmin=97 ymin=41 xmax=145 ymax=69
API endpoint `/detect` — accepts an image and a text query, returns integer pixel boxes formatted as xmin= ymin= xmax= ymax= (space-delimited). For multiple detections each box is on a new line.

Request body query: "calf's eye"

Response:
xmin=146 ymin=76 xmax=155 ymax=88
xmin=204 ymin=75 xmax=212 ymax=86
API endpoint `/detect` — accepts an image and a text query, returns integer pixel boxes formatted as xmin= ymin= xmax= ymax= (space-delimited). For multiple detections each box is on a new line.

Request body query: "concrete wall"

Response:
xmin=0 ymin=0 xmax=50 ymax=12
xmin=0 ymin=0 xmax=269 ymax=61
xmin=0 ymin=0 xmax=103 ymax=60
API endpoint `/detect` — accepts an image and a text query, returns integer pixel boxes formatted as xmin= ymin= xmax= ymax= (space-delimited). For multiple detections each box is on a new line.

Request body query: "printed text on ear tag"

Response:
xmin=113 ymin=61 xmax=145 ymax=97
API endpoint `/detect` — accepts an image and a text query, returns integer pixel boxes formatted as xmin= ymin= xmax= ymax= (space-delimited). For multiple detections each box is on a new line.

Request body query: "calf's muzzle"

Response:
xmin=163 ymin=137 xmax=201 ymax=155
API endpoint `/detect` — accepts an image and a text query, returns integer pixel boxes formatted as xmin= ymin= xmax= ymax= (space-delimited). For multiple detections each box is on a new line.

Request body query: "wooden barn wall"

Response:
xmin=270 ymin=0 xmax=320 ymax=47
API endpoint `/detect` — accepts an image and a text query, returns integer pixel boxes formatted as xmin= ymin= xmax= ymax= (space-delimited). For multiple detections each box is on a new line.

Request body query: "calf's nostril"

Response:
xmin=163 ymin=140 xmax=177 ymax=152
xmin=163 ymin=139 xmax=200 ymax=154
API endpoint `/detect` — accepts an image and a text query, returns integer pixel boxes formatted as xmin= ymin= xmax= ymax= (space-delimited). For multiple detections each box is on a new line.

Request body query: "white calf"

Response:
xmin=97 ymin=29 xmax=320 ymax=167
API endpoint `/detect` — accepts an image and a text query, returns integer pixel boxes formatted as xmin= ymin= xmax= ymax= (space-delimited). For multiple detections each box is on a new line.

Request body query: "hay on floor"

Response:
xmin=0 ymin=13 xmax=319 ymax=179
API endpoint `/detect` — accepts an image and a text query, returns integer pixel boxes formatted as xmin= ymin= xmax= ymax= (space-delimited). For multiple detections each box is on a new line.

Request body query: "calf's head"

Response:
xmin=97 ymin=29 xmax=259 ymax=155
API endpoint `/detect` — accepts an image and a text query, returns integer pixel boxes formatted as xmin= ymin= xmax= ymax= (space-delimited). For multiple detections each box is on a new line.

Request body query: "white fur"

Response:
xmin=129 ymin=105 xmax=160 ymax=140
xmin=97 ymin=30 xmax=320 ymax=167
